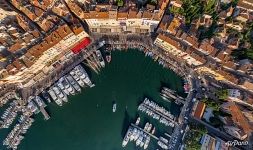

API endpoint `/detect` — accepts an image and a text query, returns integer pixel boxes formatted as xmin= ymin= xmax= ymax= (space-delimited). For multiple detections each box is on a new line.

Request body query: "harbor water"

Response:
xmin=0 ymin=49 xmax=185 ymax=150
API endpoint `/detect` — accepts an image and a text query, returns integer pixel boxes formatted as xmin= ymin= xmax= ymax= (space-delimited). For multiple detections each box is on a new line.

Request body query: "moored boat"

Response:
xmin=143 ymin=136 xmax=150 ymax=149
xmin=122 ymin=127 xmax=133 ymax=147
xmin=135 ymin=117 xmax=140 ymax=125
xmin=113 ymin=102 xmax=116 ymax=112
xmin=95 ymin=49 xmax=105 ymax=67
xmin=34 ymin=96 xmax=46 ymax=108
xmin=66 ymin=75 xmax=81 ymax=92
xmin=48 ymin=88 xmax=62 ymax=106
xmin=57 ymin=78 xmax=70 ymax=95
xmin=63 ymin=76 xmax=75 ymax=95
xmin=41 ymin=91 xmax=51 ymax=103
xmin=70 ymin=70 xmax=85 ymax=87
xmin=105 ymin=50 xmax=111 ymax=63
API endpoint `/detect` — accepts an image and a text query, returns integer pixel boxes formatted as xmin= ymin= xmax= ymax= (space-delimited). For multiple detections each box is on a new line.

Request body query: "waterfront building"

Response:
xmin=67 ymin=0 xmax=169 ymax=34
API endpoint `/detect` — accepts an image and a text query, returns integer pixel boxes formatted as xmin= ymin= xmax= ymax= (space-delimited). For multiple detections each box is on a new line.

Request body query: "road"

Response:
xmin=168 ymin=72 xmax=198 ymax=150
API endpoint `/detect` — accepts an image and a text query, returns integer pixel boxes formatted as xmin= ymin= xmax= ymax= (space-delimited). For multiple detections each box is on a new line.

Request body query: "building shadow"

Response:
xmin=121 ymin=110 xmax=132 ymax=139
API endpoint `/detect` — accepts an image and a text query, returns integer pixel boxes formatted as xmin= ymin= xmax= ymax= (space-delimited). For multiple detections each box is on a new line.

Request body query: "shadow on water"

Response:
xmin=160 ymin=81 xmax=172 ymax=90
xmin=80 ymin=63 xmax=93 ymax=79
xmin=121 ymin=110 xmax=134 ymax=139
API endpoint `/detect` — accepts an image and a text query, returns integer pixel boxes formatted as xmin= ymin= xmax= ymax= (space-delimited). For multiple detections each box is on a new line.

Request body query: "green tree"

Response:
xmin=209 ymin=116 xmax=223 ymax=127
xmin=204 ymin=0 xmax=216 ymax=15
xmin=216 ymin=89 xmax=228 ymax=100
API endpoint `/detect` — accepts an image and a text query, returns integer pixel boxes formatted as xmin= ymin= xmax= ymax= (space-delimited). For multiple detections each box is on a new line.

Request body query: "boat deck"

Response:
xmin=130 ymin=123 xmax=159 ymax=140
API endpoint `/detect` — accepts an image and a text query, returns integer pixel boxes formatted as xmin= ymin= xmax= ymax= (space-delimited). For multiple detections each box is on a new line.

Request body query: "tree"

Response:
xmin=213 ymin=110 xmax=231 ymax=117
xmin=209 ymin=116 xmax=223 ymax=127
xmin=204 ymin=0 xmax=216 ymax=15
xmin=216 ymin=89 xmax=228 ymax=100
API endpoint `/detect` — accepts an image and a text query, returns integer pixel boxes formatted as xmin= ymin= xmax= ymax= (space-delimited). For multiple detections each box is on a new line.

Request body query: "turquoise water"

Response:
xmin=0 ymin=49 xmax=184 ymax=150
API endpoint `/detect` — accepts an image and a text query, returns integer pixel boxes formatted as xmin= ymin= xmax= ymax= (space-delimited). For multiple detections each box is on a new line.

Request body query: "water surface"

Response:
xmin=0 ymin=49 xmax=184 ymax=150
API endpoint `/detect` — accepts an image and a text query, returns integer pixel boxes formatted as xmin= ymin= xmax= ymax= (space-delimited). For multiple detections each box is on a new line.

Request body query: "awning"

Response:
xmin=71 ymin=37 xmax=91 ymax=54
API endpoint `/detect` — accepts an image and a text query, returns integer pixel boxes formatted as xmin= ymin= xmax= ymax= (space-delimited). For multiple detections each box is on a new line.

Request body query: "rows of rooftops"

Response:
xmin=65 ymin=0 xmax=169 ymax=20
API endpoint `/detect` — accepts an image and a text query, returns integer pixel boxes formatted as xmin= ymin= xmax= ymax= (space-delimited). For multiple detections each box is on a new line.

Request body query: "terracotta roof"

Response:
xmin=223 ymin=61 xmax=237 ymax=69
xmin=128 ymin=10 xmax=137 ymax=19
xmin=117 ymin=12 xmax=128 ymax=19
xmin=193 ymin=101 xmax=206 ymax=119
xmin=157 ymin=34 xmax=181 ymax=49
xmin=228 ymin=102 xmax=252 ymax=133
xmin=56 ymin=24 xmax=72 ymax=38
xmin=186 ymin=36 xmax=199 ymax=47
xmin=31 ymin=30 xmax=40 ymax=38
xmin=12 ymin=59 xmax=25 ymax=70
xmin=109 ymin=10 xmax=117 ymax=19
xmin=142 ymin=11 xmax=153 ymax=19
xmin=238 ymin=0 xmax=253 ymax=10
xmin=82 ymin=12 xmax=90 ymax=19
xmin=199 ymin=41 xmax=215 ymax=54
xmin=242 ymin=81 xmax=253 ymax=90
xmin=21 ymin=56 xmax=34 ymax=68
xmin=8 ymin=42 xmax=22 ymax=53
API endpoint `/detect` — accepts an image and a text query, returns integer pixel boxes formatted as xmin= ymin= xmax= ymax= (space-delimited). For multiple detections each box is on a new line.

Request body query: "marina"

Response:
xmin=0 ymin=50 xmax=184 ymax=150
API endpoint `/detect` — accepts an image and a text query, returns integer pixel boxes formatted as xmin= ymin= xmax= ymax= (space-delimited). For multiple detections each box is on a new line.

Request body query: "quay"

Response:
xmin=141 ymin=103 xmax=178 ymax=126
xmin=39 ymin=106 xmax=50 ymax=120
xmin=130 ymin=123 xmax=159 ymax=140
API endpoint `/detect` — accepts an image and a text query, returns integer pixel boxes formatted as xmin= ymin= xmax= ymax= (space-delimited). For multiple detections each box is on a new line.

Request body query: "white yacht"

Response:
xmin=143 ymin=136 xmax=150 ymax=149
xmin=57 ymin=78 xmax=70 ymax=95
xmin=70 ymin=70 xmax=85 ymax=87
xmin=48 ymin=88 xmax=62 ymax=106
xmin=95 ymin=49 xmax=105 ymax=67
xmin=122 ymin=127 xmax=133 ymax=147
xmin=52 ymin=86 xmax=68 ymax=103
xmin=66 ymin=75 xmax=81 ymax=92
xmin=63 ymin=76 xmax=75 ymax=95
xmin=34 ymin=96 xmax=46 ymax=108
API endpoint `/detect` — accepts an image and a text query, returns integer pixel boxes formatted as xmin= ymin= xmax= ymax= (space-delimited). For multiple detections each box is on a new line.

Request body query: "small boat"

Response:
xmin=151 ymin=127 xmax=155 ymax=134
xmin=113 ymin=102 xmax=116 ymax=112
xmin=106 ymin=50 xmax=111 ymax=63
xmin=143 ymin=136 xmax=150 ymax=149
xmin=122 ymin=127 xmax=133 ymax=147
xmin=135 ymin=117 xmax=140 ymax=125
xmin=41 ymin=91 xmax=52 ymax=103
xmin=95 ymin=49 xmax=105 ymax=67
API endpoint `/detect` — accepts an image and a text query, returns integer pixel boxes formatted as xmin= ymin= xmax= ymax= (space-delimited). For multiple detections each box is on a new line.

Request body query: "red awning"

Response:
xmin=71 ymin=37 xmax=91 ymax=54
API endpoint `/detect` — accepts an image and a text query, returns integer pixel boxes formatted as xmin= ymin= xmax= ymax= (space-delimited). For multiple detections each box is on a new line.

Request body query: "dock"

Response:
xmin=130 ymin=123 xmax=159 ymax=140
xmin=161 ymin=88 xmax=185 ymax=105
xmin=165 ymin=133 xmax=171 ymax=138
xmin=39 ymin=106 xmax=50 ymax=120
xmin=142 ymin=103 xmax=178 ymax=126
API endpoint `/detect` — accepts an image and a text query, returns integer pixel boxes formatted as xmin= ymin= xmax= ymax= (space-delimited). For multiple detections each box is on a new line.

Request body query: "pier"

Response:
xmin=39 ymin=106 xmax=50 ymax=120
xmin=161 ymin=88 xmax=186 ymax=105
xmin=164 ymin=133 xmax=171 ymax=138
xmin=142 ymin=103 xmax=178 ymax=126
xmin=130 ymin=123 xmax=159 ymax=140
